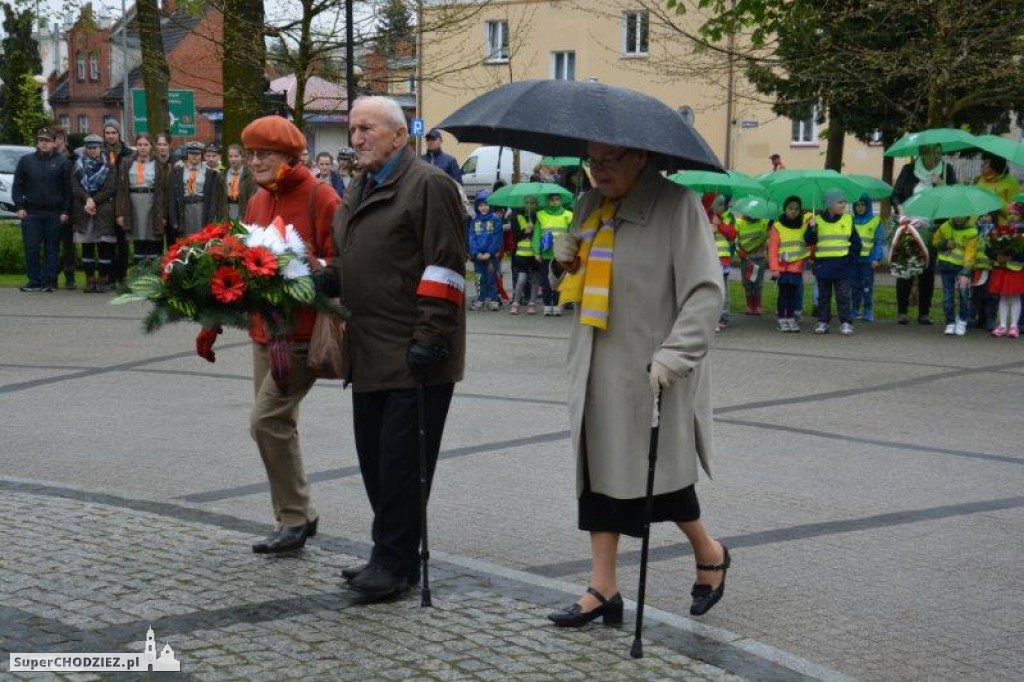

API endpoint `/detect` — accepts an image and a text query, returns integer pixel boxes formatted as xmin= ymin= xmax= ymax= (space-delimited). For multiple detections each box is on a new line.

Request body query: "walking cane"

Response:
xmin=417 ymin=382 xmax=432 ymax=607
xmin=630 ymin=387 xmax=663 ymax=659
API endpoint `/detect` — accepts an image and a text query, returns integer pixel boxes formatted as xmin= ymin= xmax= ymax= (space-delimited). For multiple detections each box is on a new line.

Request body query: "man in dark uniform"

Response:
xmin=12 ymin=127 xmax=72 ymax=292
xmin=102 ymin=121 xmax=131 ymax=285
xmin=331 ymin=97 xmax=467 ymax=602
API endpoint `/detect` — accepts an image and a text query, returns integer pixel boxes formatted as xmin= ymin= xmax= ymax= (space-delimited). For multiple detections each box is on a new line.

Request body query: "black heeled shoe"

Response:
xmin=690 ymin=544 xmax=731 ymax=616
xmin=252 ymin=517 xmax=318 ymax=554
xmin=547 ymin=587 xmax=623 ymax=627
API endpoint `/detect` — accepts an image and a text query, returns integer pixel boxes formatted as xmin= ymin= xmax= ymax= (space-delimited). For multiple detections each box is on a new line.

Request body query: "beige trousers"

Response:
xmin=251 ymin=341 xmax=318 ymax=527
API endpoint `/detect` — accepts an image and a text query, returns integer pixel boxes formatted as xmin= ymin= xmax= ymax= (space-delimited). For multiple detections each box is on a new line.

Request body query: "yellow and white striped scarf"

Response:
xmin=558 ymin=198 xmax=619 ymax=330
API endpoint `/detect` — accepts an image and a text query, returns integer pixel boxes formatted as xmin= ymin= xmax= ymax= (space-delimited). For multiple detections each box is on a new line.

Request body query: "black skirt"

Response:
xmin=578 ymin=438 xmax=700 ymax=538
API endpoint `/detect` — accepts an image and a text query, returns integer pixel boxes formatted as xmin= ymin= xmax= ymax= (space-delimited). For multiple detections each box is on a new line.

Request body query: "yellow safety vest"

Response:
xmin=936 ymin=221 xmax=978 ymax=268
xmin=515 ymin=214 xmax=536 ymax=257
xmin=854 ymin=216 xmax=880 ymax=258
xmin=735 ymin=216 xmax=768 ymax=253
xmin=815 ymin=213 xmax=854 ymax=259
xmin=775 ymin=224 xmax=809 ymax=263
xmin=535 ymin=209 xmax=573 ymax=256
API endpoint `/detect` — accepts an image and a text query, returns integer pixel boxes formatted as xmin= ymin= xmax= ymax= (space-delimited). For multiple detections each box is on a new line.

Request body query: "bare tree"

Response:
xmin=136 ymin=0 xmax=170 ymax=137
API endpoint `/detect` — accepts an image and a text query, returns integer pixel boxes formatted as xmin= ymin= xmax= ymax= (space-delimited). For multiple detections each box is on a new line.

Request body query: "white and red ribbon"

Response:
xmin=416 ymin=265 xmax=466 ymax=305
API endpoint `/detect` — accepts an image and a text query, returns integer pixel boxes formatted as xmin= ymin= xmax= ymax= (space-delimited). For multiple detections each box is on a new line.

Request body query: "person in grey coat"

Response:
xmin=168 ymin=141 xmax=225 ymax=237
xmin=546 ymin=142 xmax=730 ymax=627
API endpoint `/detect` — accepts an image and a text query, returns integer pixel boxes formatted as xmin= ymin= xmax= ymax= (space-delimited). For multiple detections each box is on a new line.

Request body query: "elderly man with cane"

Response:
xmin=329 ymin=96 xmax=467 ymax=603
xmin=545 ymin=141 xmax=730 ymax=636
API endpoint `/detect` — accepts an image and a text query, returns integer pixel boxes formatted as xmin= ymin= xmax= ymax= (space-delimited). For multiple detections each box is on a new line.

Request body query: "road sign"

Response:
xmin=410 ymin=117 xmax=425 ymax=137
xmin=739 ymin=119 xmax=759 ymax=129
xmin=131 ymin=89 xmax=197 ymax=137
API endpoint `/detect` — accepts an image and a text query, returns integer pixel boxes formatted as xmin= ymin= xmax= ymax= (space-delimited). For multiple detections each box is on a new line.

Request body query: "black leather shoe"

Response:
xmin=547 ymin=587 xmax=623 ymax=627
xmin=251 ymin=518 xmax=318 ymax=554
xmin=347 ymin=563 xmax=410 ymax=602
xmin=690 ymin=545 xmax=731 ymax=616
xmin=343 ymin=562 xmax=420 ymax=586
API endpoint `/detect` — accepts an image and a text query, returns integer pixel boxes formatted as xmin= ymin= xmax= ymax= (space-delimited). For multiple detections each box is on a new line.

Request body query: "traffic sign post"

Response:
xmin=410 ymin=118 xmax=425 ymax=137
xmin=131 ymin=89 xmax=197 ymax=137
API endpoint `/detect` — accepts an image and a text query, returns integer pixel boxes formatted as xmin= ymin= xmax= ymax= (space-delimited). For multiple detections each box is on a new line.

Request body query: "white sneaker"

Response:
xmin=840 ymin=322 xmax=854 ymax=335
xmin=543 ymin=306 xmax=553 ymax=316
xmin=954 ymin=319 xmax=967 ymax=336
xmin=788 ymin=318 xmax=801 ymax=333
xmin=552 ymin=306 xmax=563 ymax=316
xmin=470 ymin=301 xmax=483 ymax=311
xmin=777 ymin=318 xmax=789 ymax=332
xmin=944 ymin=323 xmax=956 ymax=336
xmin=489 ymin=301 xmax=500 ymax=311
xmin=814 ymin=322 xmax=828 ymax=334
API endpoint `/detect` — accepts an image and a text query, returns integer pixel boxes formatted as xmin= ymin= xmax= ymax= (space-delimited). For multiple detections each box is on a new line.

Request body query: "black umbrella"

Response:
xmin=438 ymin=80 xmax=723 ymax=172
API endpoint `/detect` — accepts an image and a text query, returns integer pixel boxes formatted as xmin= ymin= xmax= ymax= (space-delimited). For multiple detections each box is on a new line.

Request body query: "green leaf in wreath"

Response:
xmin=284 ymin=277 xmax=315 ymax=304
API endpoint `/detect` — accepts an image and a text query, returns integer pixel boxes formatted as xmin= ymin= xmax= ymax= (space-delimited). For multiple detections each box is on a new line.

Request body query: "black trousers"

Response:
xmin=352 ymin=383 xmax=454 ymax=574
xmin=59 ymin=222 xmax=76 ymax=274
xmin=112 ymin=226 xmax=129 ymax=284
xmin=896 ymin=259 xmax=936 ymax=317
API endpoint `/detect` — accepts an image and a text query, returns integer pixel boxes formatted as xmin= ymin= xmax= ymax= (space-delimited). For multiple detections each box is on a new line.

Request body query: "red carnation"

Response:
xmin=196 ymin=223 xmax=231 ymax=242
xmin=243 ymin=245 xmax=279 ymax=277
xmin=210 ymin=265 xmax=246 ymax=303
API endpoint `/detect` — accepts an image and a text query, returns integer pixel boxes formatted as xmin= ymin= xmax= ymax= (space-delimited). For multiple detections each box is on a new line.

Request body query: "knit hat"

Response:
xmin=241 ymin=116 xmax=307 ymax=158
xmin=823 ymin=188 xmax=847 ymax=209
xmin=103 ymin=120 xmax=121 ymax=132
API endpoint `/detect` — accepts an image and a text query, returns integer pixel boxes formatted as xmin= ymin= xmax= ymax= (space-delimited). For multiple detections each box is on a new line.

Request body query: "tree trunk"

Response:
xmin=222 ymin=0 xmax=267 ymax=147
xmin=136 ymin=0 xmax=169 ymax=138
xmin=290 ymin=0 xmax=315 ymax=132
xmin=824 ymin=105 xmax=845 ymax=171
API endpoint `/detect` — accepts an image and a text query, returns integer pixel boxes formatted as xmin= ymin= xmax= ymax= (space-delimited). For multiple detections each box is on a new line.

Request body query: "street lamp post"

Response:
xmin=121 ymin=0 xmax=129 ymax=134
xmin=345 ymin=0 xmax=355 ymax=144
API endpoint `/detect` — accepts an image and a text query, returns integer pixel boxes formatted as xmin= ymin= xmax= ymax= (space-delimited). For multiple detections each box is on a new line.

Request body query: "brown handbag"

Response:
xmin=304 ymin=183 xmax=345 ymax=379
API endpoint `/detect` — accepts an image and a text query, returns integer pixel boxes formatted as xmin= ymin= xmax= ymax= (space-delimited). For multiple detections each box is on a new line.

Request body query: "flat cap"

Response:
xmin=83 ymin=134 xmax=103 ymax=146
xmin=185 ymin=141 xmax=205 ymax=153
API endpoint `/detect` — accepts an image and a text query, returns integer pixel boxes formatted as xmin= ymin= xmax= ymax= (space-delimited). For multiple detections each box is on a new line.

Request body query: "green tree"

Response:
xmin=0 ymin=2 xmax=44 ymax=144
xmin=221 ymin=0 xmax=267 ymax=146
xmin=136 ymin=0 xmax=171 ymax=138
xmin=14 ymin=73 xmax=51 ymax=143
xmin=377 ymin=0 xmax=414 ymax=57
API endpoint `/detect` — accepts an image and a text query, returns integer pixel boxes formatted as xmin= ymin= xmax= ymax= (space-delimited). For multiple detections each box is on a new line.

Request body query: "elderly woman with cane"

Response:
xmin=546 ymin=141 xmax=730 ymax=629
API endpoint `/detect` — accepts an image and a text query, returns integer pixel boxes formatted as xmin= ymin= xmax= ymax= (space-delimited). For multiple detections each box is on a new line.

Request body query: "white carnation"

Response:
xmin=281 ymin=258 xmax=311 ymax=280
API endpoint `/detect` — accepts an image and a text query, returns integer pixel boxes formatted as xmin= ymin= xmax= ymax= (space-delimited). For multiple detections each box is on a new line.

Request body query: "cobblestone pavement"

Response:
xmin=1 ymin=483 xmax=815 ymax=681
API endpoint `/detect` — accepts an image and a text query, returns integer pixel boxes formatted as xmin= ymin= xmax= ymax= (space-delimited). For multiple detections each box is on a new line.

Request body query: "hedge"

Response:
xmin=0 ymin=221 xmax=24 ymax=274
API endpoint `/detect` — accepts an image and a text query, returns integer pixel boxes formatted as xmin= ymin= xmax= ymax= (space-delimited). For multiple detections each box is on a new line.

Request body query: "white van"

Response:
xmin=459 ymin=146 xmax=543 ymax=198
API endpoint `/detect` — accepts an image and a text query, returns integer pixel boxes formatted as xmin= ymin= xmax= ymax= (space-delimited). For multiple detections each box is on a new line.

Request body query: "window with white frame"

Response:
xmin=76 ymin=52 xmax=85 ymax=80
xmin=485 ymin=20 xmax=509 ymax=62
xmin=868 ymin=129 xmax=884 ymax=146
xmin=77 ymin=115 xmax=89 ymax=133
xmin=89 ymin=53 xmax=100 ymax=81
xmin=791 ymin=105 xmax=819 ymax=144
xmin=552 ymin=51 xmax=576 ymax=81
xmin=623 ymin=11 xmax=649 ymax=56
xmin=59 ymin=115 xmax=70 ymax=131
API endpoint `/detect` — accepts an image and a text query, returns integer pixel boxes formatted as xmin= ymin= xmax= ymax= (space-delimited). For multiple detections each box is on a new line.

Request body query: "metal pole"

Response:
xmin=345 ymin=0 xmax=355 ymax=145
xmin=723 ymin=0 xmax=736 ymax=169
xmin=121 ymin=0 xmax=129 ymax=134
xmin=416 ymin=0 xmax=423 ymax=156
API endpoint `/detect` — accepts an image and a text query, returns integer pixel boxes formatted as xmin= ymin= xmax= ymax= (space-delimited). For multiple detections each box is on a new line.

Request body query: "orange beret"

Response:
xmin=240 ymin=116 xmax=306 ymax=158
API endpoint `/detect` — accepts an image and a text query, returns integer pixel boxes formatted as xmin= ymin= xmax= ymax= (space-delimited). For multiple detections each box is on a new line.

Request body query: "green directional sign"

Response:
xmin=131 ymin=89 xmax=196 ymax=137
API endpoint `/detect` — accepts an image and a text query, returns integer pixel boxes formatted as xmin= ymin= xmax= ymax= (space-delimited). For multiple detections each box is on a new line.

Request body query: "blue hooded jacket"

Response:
xmin=467 ymin=202 xmax=504 ymax=258
xmin=852 ymin=194 xmax=885 ymax=263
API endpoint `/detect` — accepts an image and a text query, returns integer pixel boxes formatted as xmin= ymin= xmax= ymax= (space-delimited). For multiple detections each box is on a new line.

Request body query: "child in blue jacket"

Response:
xmin=467 ymin=190 xmax=504 ymax=310
xmin=850 ymin=194 xmax=886 ymax=321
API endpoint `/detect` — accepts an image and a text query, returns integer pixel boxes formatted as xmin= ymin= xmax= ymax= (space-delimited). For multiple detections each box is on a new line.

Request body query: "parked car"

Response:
xmin=0 ymin=145 xmax=35 ymax=217
xmin=459 ymin=146 xmax=543 ymax=198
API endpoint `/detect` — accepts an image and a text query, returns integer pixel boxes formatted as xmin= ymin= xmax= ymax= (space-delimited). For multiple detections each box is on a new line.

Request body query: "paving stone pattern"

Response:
xmin=1 ymin=490 xmax=746 ymax=681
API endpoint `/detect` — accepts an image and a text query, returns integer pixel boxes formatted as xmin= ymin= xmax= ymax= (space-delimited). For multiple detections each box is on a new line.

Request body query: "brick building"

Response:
xmin=50 ymin=2 xmax=224 ymax=145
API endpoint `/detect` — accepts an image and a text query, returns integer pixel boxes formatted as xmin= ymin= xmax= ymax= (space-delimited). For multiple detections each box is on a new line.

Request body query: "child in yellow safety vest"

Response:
xmin=734 ymin=210 xmax=769 ymax=315
xmin=768 ymin=196 xmax=812 ymax=332
xmin=805 ymin=188 xmax=861 ymax=335
xmin=532 ymin=193 xmax=574 ymax=316
xmin=509 ymin=196 xmax=542 ymax=315
xmin=931 ymin=215 xmax=978 ymax=336
xmin=850 ymin=195 xmax=886 ymax=322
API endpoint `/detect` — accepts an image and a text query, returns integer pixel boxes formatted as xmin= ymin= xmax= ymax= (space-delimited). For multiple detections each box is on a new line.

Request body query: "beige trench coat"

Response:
xmin=567 ymin=166 xmax=724 ymax=500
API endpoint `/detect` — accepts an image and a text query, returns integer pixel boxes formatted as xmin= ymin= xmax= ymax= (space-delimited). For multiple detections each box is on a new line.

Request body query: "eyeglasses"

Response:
xmin=248 ymin=149 xmax=282 ymax=161
xmin=584 ymin=149 xmax=631 ymax=171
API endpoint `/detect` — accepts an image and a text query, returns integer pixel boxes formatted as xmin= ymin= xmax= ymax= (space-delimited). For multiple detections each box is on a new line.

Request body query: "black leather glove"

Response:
xmin=406 ymin=341 xmax=448 ymax=381
xmin=311 ymin=266 xmax=340 ymax=297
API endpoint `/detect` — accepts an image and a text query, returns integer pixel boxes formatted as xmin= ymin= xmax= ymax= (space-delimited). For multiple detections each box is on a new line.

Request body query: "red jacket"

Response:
xmin=245 ymin=165 xmax=340 ymax=344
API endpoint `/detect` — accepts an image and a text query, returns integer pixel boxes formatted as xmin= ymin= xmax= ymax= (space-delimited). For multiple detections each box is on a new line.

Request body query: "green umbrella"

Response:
xmin=539 ymin=156 xmax=582 ymax=167
xmin=1015 ymin=192 xmax=1024 ymax=203
xmin=486 ymin=182 xmax=572 ymax=208
xmin=668 ymin=170 xmax=765 ymax=199
xmin=884 ymin=128 xmax=977 ymax=158
xmin=761 ymin=169 xmax=869 ymax=211
xmin=900 ymin=185 xmax=1004 ymax=220
xmin=844 ymin=174 xmax=893 ymax=201
xmin=968 ymin=134 xmax=1024 ymax=167
xmin=729 ymin=196 xmax=780 ymax=220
